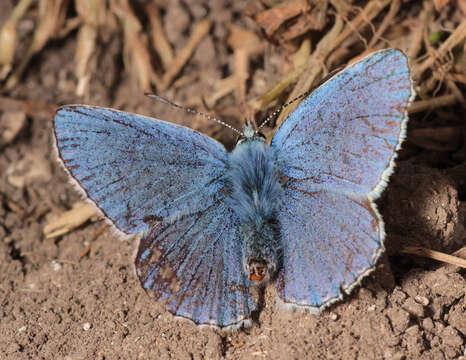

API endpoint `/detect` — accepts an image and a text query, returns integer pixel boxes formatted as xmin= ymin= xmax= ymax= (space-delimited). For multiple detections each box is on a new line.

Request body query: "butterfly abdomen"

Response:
xmin=227 ymin=138 xmax=283 ymax=283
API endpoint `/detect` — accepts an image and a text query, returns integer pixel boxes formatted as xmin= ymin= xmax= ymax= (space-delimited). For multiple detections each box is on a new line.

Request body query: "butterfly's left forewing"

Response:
xmin=135 ymin=198 xmax=254 ymax=329
xmin=272 ymin=49 xmax=415 ymax=196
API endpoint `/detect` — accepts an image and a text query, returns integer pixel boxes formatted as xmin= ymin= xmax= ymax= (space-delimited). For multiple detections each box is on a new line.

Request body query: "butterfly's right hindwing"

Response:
xmin=135 ymin=198 xmax=254 ymax=329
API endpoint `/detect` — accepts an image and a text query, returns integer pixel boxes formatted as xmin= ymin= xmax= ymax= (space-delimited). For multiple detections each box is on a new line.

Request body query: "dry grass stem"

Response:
xmin=5 ymin=0 xmax=69 ymax=91
xmin=74 ymin=0 xmax=106 ymax=96
xmin=204 ymin=76 xmax=236 ymax=108
xmin=146 ymin=3 xmax=174 ymax=69
xmin=401 ymin=246 xmax=466 ymax=269
xmin=368 ymin=0 xmax=401 ymax=48
xmin=407 ymin=7 xmax=427 ymax=59
xmin=409 ymin=94 xmax=458 ymax=113
xmin=43 ymin=203 xmax=100 ymax=239
xmin=234 ymin=48 xmax=249 ymax=106
xmin=275 ymin=14 xmax=344 ymax=127
xmin=160 ymin=20 xmax=211 ymax=90
xmin=112 ymin=0 xmax=159 ymax=92
xmin=413 ymin=19 xmax=466 ymax=79
xmin=0 ymin=0 xmax=34 ymax=79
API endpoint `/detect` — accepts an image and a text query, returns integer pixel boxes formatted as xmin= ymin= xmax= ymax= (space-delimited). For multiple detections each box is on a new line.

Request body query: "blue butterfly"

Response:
xmin=53 ymin=48 xmax=415 ymax=330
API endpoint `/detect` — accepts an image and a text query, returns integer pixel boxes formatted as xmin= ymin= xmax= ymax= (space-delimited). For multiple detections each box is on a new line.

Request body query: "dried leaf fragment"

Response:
xmin=0 ymin=111 xmax=26 ymax=145
xmin=43 ymin=203 xmax=100 ymax=239
xmin=255 ymin=0 xmax=309 ymax=37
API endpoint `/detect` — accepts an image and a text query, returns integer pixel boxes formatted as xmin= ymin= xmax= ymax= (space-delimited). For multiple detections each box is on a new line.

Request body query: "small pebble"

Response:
xmin=441 ymin=326 xmax=463 ymax=347
xmin=52 ymin=260 xmax=62 ymax=272
xmin=402 ymin=297 xmax=425 ymax=318
xmin=18 ymin=326 xmax=26 ymax=333
xmin=422 ymin=317 xmax=434 ymax=332
xmin=83 ymin=322 xmax=91 ymax=331
xmin=387 ymin=308 xmax=410 ymax=334
xmin=391 ymin=288 xmax=407 ymax=304
xmin=405 ymin=324 xmax=420 ymax=335
xmin=414 ymin=295 xmax=429 ymax=306
xmin=330 ymin=313 xmax=338 ymax=321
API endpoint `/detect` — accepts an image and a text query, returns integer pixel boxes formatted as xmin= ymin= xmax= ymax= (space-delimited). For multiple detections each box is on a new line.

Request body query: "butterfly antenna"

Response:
xmin=146 ymin=94 xmax=244 ymax=136
xmin=257 ymin=90 xmax=312 ymax=131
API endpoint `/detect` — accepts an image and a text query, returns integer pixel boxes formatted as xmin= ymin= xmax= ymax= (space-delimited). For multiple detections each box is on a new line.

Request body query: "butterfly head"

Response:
xmin=237 ymin=122 xmax=266 ymax=145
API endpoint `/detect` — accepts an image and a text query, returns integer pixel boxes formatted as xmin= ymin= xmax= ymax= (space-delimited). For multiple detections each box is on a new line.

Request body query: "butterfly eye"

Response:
xmin=256 ymin=131 xmax=266 ymax=140
xmin=236 ymin=135 xmax=247 ymax=144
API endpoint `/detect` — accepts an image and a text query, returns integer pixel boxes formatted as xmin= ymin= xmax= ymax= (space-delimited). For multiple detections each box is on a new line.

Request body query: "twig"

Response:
xmin=146 ymin=3 xmax=174 ymax=69
xmin=160 ymin=19 xmax=211 ymax=90
xmin=401 ymin=246 xmax=466 ymax=269
xmin=368 ymin=0 xmax=400 ymax=48
xmin=80 ymin=222 xmax=109 ymax=258
xmin=0 ymin=96 xmax=56 ymax=117
xmin=408 ymin=94 xmax=458 ymax=113
xmin=413 ymin=19 xmax=466 ymax=79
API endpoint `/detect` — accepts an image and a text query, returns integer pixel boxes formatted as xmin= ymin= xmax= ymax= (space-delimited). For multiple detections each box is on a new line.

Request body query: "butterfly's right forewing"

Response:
xmin=54 ymin=106 xmax=228 ymax=234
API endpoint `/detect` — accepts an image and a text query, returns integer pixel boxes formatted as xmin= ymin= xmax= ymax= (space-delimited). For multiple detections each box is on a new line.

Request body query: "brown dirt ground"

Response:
xmin=1 ymin=1 xmax=465 ymax=359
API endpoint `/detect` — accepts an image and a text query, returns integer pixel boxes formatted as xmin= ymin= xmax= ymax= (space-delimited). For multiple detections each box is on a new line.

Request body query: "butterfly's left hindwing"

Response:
xmin=54 ymin=106 xmax=228 ymax=234
xmin=135 ymin=198 xmax=254 ymax=329
xmin=276 ymin=187 xmax=382 ymax=310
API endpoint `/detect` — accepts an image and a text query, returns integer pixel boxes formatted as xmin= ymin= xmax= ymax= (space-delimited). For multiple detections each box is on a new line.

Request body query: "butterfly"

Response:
xmin=53 ymin=48 xmax=415 ymax=330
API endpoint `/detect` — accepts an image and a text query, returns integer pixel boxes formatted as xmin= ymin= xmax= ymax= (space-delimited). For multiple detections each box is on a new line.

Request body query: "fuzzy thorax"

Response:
xmin=227 ymin=136 xmax=282 ymax=285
